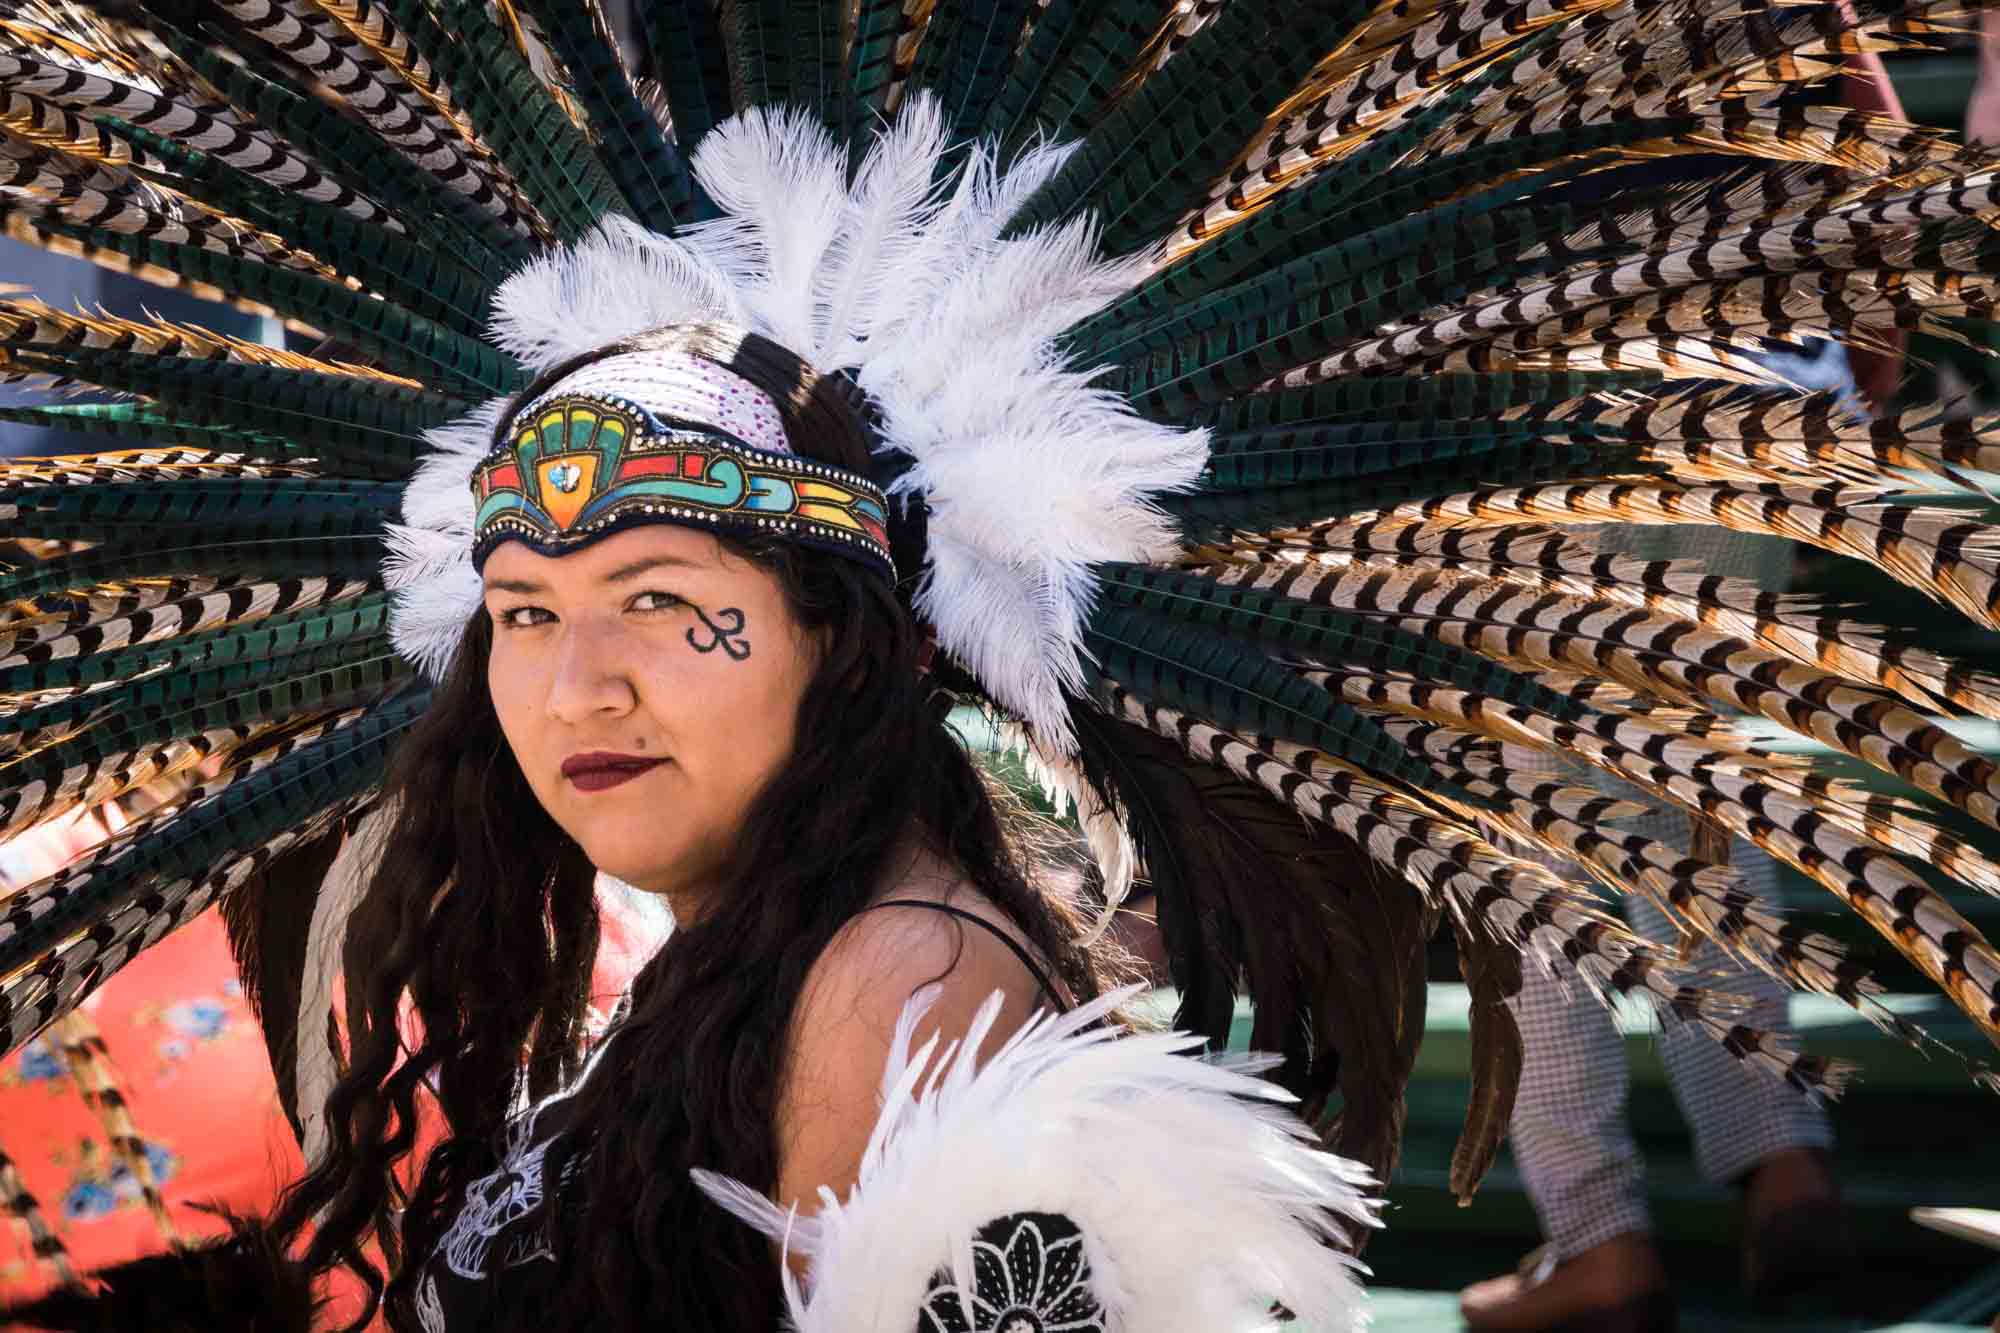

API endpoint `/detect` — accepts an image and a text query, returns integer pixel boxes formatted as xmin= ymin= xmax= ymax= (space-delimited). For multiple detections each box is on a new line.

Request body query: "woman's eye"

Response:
xmin=494 ymin=606 xmax=554 ymax=629
xmin=630 ymin=591 xmax=684 ymax=613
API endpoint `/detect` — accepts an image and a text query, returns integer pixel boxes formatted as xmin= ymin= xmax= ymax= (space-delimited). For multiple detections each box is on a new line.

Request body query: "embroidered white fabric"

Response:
xmin=416 ymin=1274 xmax=448 ymax=1333
xmin=519 ymin=349 xmax=793 ymax=456
xmin=435 ymin=1106 xmax=558 ymax=1282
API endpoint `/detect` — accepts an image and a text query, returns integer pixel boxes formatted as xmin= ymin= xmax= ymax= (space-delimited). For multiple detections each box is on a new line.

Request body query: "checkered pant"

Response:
xmin=1504 ymin=525 xmax=1831 ymax=1261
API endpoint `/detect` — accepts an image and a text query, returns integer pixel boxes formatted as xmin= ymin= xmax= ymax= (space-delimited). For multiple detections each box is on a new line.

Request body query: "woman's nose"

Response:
xmin=544 ymin=619 xmax=638 ymax=723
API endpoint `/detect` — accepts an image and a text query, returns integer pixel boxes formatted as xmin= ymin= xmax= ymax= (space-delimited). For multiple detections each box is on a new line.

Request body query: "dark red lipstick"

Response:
xmin=560 ymin=750 xmax=665 ymax=793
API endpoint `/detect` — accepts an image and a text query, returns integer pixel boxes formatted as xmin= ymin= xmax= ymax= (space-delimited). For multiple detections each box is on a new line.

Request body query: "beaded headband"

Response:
xmin=469 ymin=350 xmax=893 ymax=576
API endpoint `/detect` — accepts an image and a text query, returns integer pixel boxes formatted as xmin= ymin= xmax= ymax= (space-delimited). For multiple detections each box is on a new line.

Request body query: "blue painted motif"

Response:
xmin=746 ymin=475 xmax=797 ymax=512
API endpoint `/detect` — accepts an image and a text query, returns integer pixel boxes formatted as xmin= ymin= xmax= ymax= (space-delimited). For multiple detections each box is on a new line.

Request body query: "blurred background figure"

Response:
xmin=1458 ymin=533 xmax=1842 ymax=1333
xmin=1458 ymin=30 xmax=1917 ymax=1328
xmin=1970 ymin=9 xmax=2000 ymax=146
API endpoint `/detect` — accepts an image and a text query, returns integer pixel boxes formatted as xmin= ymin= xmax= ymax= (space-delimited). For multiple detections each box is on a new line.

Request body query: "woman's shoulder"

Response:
xmin=774 ymin=856 xmax=1056 ymax=1211
xmin=809 ymin=866 xmax=1046 ymax=1022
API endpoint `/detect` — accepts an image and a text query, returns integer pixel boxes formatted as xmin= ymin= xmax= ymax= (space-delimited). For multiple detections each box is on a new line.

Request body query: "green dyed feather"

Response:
xmin=0 ymin=221 xmax=519 ymax=395
xmin=1189 ymin=372 xmax=1658 ymax=432
xmin=157 ymin=30 xmax=530 ymax=270
xmin=1074 ymin=21 xmax=1575 ymax=327
xmin=1008 ymin=0 xmax=1372 ymax=256
xmin=0 ymin=689 xmax=425 ymax=984
xmin=1169 ymin=433 xmax=1648 ymax=537
xmin=0 ymin=649 xmax=406 ymax=844
xmin=841 ymin=0 xmax=912 ymax=148
xmin=0 ymin=660 xmax=408 ymax=831
xmin=0 ymin=593 xmax=392 ymax=704
xmin=981 ymin=0 xmax=1172 ymax=156
xmin=1105 ymin=199 xmax=1582 ymax=419
xmin=1096 ymin=564 xmax=1590 ymax=720
xmin=1073 ymin=116 xmax=1695 ymax=354
xmin=0 ymin=644 xmax=403 ymax=762
xmin=1082 ymin=604 xmax=1466 ymax=800
xmin=728 ymin=0 xmax=845 ymax=130
xmin=907 ymin=0 xmax=1041 ymax=154
xmin=103 ymin=124 xmax=497 ymax=341
xmin=0 ymin=405 xmax=281 ymax=455
xmin=1199 ymin=418 xmax=1629 ymax=487
xmin=0 ymin=478 xmax=403 ymax=544
xmin=396 ymin=0 xmax=624 ymax=241
xmin=2 ymin=350 xmax=471 ymax=478
xmin=0 ymin=537 xmax=385 ymax=606
xmin=1073 ymin=186 xmax=1578 ymax=365
xmin=513 ymin=0 xmax=700 ymax=225
xmin=643 ymin=0 xmax=735 ymax=168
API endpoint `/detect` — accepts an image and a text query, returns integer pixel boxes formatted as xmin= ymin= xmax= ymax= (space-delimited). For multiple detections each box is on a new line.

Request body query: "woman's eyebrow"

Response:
xmin=484 ymin=555 xmax=707 ymax=596
xmin=603 ymin=555 xmax=706 ymax=583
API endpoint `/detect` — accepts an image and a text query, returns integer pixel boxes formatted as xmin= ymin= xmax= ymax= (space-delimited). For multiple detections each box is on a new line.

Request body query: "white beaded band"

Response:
xmin=520 ymin=349 xmax=793 ymax=458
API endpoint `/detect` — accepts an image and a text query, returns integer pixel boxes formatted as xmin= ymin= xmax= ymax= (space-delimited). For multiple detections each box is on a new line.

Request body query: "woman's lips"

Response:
xmin=560 ymin=751 xmax=666 ymax=793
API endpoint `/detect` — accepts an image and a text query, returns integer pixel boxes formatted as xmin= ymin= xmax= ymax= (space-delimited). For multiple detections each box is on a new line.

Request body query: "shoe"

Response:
xmin=1460 ymin=1238 xmax=1677 ymax=1332
xmin=1741 ymin=1148 xmax=1852 ymax=1315
xmin=1744 ymin=1199 xmax=1854 ymax=1315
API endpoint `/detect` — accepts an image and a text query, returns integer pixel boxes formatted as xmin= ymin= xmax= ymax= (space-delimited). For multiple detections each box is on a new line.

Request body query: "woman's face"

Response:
xmin=482 ymin=524 xmax=819 ymax=909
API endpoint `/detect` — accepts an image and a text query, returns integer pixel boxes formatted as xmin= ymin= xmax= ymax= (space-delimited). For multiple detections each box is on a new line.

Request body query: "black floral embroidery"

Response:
xmin=918 ymin=1212 xmax=1106 ymax=1333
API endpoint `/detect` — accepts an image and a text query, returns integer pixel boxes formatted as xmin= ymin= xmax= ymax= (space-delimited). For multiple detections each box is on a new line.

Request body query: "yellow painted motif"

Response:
xmin=797 ymin=500 xmax=865 ymax=532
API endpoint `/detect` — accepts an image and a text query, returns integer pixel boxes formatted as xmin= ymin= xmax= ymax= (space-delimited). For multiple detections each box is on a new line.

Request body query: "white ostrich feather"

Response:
xmin=687 ymin=104 xmax=851 ymax=357
xmin=386 ymin=94 xmax=1210 ymax=749
xmin=384 ymin=397 xmax=500 ymax=676
xmin=486 ymin=214 xmax=746 ymax=371
xmin=808 ymin=96 xmax=952 ymax=367
xmin=692 ymin=985 xmax=1378 ymax=1333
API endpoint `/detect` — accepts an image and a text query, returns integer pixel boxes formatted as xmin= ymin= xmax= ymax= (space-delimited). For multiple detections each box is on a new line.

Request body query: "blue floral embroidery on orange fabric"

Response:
xmin=55 ymin=1140 xmax=178 ymax=1224
xmin=10 ymin=1040 xmax=65 ymax=1086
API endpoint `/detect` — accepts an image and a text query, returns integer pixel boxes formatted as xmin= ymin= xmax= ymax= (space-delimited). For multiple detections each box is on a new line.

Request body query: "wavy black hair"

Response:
xmin=271 ymin=324 xmax=1106 ymax=1332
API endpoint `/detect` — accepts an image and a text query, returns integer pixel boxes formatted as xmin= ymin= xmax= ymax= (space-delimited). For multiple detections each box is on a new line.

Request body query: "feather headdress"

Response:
xmin=0 ymin=0 xmax=1998 ymax=1220
xmin=389 ymin=98 xmax=1206 ymax=747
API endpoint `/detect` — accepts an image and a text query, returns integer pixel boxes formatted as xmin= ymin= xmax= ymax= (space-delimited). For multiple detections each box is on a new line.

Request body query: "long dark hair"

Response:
xmin=271 ymin=325 xmax=1105 ymax=1331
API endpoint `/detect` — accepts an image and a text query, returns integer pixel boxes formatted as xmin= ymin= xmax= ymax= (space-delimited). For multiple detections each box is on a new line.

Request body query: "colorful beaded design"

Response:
xmin=470 ymin=393 xmax=893 ymax=576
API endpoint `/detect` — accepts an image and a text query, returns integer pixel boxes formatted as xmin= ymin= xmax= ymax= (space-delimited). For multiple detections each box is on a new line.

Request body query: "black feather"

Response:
xmin=0 ymin=1210 xmax=317 ymax=1333
xmin=1066 ymin=698 xmax=1438 ymax=1186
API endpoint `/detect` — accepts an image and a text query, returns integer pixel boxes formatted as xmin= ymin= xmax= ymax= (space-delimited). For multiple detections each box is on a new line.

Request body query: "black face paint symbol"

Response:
xmin=686 ymin=606 xmax=751 ymax=660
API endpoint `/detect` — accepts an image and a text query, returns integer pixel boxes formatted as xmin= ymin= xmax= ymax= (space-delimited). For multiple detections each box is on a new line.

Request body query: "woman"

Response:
xmin=6 ymin=4 xmax=2000 ymax=1331
xmin=270 ymin=325 xmax=1120 ymax=1331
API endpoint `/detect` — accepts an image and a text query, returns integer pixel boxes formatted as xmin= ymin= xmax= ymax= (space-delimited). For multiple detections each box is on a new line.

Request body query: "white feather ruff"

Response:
xmin=387 ymin=94 xmax=1210 ymax=749
xmin=692 ymin=985 xmax=1379 ymax=1333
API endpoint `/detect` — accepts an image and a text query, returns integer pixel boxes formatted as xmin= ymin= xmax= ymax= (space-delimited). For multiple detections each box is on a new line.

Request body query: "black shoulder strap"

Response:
xmin=863 ymin=899 xmax=1071 ymax=1013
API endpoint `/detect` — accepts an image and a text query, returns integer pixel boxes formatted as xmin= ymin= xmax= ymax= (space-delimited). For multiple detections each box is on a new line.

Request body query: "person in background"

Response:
xmin=1458 ymin=535 xmax=1843 ymax=1333
xmin=1969 ymin=8 xmax=2000 ymax=146
xmin=1459 ymin=30 xmax=1925 ymax=1328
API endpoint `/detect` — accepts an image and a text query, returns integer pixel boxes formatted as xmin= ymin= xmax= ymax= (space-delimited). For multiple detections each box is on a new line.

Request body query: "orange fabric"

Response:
xmin=0 ymin=910 xmax=305 ymax=1297
xmin=0 ymin=890 xmax=665 ymax=1322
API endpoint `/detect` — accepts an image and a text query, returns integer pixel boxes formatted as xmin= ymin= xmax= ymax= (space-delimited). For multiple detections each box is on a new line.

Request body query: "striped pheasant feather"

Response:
xmin=0 ymin=1135 xmax=75 ymax=1291
xmin=1107 ymin=684 xmax=1852 ymax=1094
xmin=43 ymin=1008 xmax=178 ymax=1244
xmin=1309 ymin=668 xmax=2000 ymax=1050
